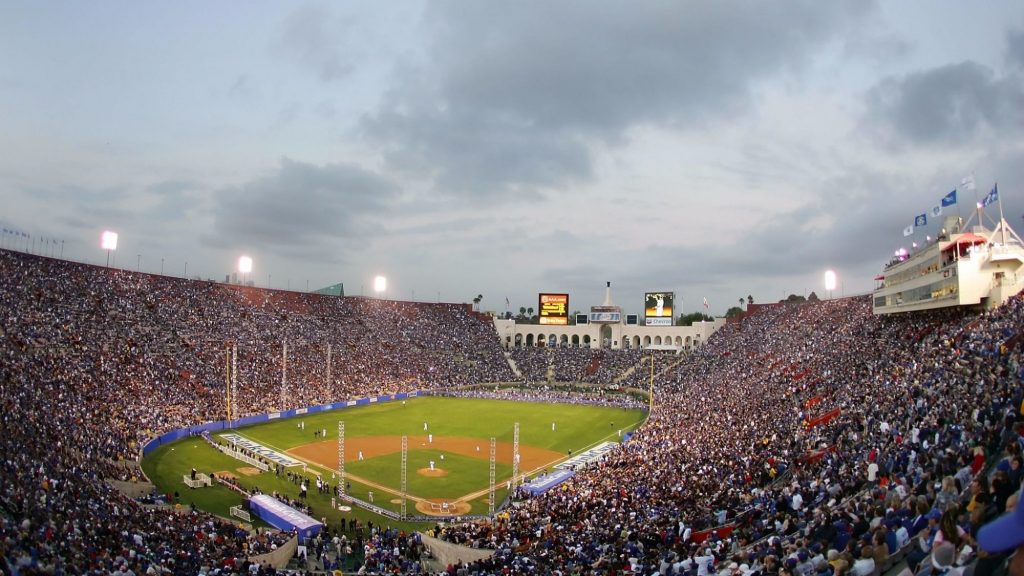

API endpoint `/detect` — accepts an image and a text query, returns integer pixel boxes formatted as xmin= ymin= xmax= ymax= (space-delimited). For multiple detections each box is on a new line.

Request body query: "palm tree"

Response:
xmin=747 ymin=295 xmax=754 ymax=305
xmin=472 ymin=294 xmax=483 ymax=311
xmin=739 ymin=297 xmax=744 ymax=309
xmin=527 ymin=307 xmax=535 ymax=323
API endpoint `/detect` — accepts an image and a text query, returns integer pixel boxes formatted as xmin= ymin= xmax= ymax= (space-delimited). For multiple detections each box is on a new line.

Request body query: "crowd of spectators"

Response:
xmin=438 ymin=297 xmax=1024 ymax=576
xmin=0 ymin=250 xmax=513 ymax=574
xmin=2 ymin=248 xmax=1023 ymax=575
xmin=508 ymin=347 xmax=647 ymax=386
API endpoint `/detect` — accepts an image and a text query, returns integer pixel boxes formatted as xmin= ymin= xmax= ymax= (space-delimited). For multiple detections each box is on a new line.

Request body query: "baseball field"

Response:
xmin=141 ymin=394 xmax=647 ymax=531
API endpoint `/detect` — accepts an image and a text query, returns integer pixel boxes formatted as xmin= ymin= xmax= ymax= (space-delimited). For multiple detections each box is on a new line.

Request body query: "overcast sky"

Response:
xmin=2 ymin=2 xmax=1023 ymax=316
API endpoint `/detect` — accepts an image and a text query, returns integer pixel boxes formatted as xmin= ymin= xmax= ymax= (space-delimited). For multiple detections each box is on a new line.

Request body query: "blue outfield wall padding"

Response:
xmin=141 ymin=391 xmax=419 ymax=457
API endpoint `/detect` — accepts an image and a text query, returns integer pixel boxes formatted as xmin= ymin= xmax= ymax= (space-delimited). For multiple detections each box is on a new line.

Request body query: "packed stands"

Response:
xmin=1 ymin=248 xmax=1022 ymax=575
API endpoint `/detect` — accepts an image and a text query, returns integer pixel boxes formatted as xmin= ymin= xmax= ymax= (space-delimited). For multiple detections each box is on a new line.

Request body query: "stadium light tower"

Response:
xmin=374 ymin=275 xmax=387 ymax=298
xmin=238 ymin=255 xmax=253 ymax=286
xmin=824 ymin=269 xmax=837 ymax=300
xmin=101 ymin=230 xmax=118 ymax=267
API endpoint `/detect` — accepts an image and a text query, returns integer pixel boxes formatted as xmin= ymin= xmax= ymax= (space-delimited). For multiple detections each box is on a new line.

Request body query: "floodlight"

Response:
xmin=374 ymin=275 xmax=387 ymax=293
xmin=238 ymin=256 xmax=253 ymax=274
xmin=101 ymin=231 xmax=118 ymax=251
xmin=824 ymin=270 xmax=837 ymax=292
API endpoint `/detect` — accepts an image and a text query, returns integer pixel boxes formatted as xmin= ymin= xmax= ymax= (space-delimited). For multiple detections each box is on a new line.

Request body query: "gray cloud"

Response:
xmin=143 ymin=180 xmax=206 ymax=225
xmin=550 ymin=168 xmax=956 ymax=302
xmin=227 ymin=75 xmax=260 ymax=100
xmin=204 ymin=158 xmax=399 ymax=261
xmin=864 ymin=61 xmax=1024 ymax=146
xmin=277 ymin=4 xmax=354 ymax=82
xmin=1008 ymin=27 xmax=1024 ymax=70
xmin=363 ymin=1 xmax=872 ymax=199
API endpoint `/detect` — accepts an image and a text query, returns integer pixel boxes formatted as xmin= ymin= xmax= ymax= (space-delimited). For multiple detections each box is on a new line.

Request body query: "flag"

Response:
xmin=505 ymin=297 xmax=510 ymax=308
xmin=961 ymin=175 xmax=976 ymax=191
xmin=941 ymin=189 xmax=957 ymax=207
xmin=703 ymin=297 xmax=709 ymax=310
xmin=982 ymin=183 xmax=998 ymax=207
xmin=903 ymin=225 xmax=914 ymax=237
xmin=931 ymin=205 xmax=942 ymax=218
xmin=914 ymin=214 xmax=927 ymax=227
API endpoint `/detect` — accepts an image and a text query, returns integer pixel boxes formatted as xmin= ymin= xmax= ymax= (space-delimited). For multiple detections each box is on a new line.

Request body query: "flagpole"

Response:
xmin=954 ymin=185 xmax=962 ymax=226
xmin=996 ymin=183 xmax=1007 ymax=246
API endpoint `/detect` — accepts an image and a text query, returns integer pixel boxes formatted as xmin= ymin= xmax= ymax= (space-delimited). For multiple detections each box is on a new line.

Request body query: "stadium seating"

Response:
xmin=1 ymin=248 xmax=1021 ymax=575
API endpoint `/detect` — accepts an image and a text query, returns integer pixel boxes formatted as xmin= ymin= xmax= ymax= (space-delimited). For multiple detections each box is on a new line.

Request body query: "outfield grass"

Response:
xmin=239 ymin=395 xmax=640 ymax=451
xmin=140 ymin=437 xmax=264 ymax=524
xmin=143 ymin=395 xmax=646 ymax=529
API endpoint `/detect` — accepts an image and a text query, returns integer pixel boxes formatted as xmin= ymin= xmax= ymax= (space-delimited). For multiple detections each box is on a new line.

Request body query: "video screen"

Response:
xmin=644 ymin=292 xmax=674 ymax=326
xmin=538 ymin=293 xmax=569 ymax=325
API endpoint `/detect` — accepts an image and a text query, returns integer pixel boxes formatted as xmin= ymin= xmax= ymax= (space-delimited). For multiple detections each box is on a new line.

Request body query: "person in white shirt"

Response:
xmin=852 ymin=546 xmax=875 ymax=576
xmin=694 ymin=549 xmax=715 ymax=576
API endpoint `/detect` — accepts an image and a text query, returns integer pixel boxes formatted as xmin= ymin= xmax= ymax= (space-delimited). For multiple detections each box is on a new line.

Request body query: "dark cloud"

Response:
xmin=549 ymin=168 xmax=963 ymax=303
xmin=277 ymin=4 xmax=353 ymax=82
xmin=144 ymin=180 xmax=204 ymax=223
xmin=363 ymin=1 xmax=872 ymax=199
xmin=204 ymin=158 xmax=399 ymax=261
xmin=1008 ymin=27 xmax=1024 ymax=70
xmin=864 ymin=61 xmax=1024 ymax=146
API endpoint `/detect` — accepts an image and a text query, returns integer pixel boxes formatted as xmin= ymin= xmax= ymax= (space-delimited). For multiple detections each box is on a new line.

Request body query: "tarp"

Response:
xmin=249 ymin=494 xmax=323 ymax=540
xmin=520 ymin=469 xmax=575 ymax=495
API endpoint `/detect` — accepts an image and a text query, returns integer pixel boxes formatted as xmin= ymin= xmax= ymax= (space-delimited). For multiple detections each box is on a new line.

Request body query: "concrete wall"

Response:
xmin=493 ymin=317 xmax=725 ymax=351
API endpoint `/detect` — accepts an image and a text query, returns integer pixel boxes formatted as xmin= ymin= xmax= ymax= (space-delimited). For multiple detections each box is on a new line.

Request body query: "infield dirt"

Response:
xmin=289 ymin=435 xmax=562 ymax=471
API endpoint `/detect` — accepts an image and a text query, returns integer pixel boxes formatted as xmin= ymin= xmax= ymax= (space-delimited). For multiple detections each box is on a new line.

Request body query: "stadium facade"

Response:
xmin=873 ymin=212 xmax=1024 ymax=314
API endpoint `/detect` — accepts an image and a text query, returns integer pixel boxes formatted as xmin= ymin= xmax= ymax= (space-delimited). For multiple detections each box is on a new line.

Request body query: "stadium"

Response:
xmin=3 ymin=237 xmax=1024 ymax=574
xmin=4 ymin=3 xmax=1024 ymax=576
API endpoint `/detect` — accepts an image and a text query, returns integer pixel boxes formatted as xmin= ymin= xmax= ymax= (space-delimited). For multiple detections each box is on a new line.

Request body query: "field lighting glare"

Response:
xmin=101 ymin=231 xmax=118 ymax=251
xmin=238 ymin=256 xmax=253 ymax=274
xmin=374 ymin=275 xmax=387 ymax=294
xmin=824 ymin=270 xmax=837 ymax=292
xmin=100 ymin=231 xmax=118 ymax=267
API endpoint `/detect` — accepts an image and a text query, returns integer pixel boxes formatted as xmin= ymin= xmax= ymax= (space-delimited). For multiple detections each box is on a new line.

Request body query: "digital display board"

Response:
xmin=538 ymin=293 xmax=569 ymax=325
xmin=590 ymin=305 xmax=621 ymax=324
xmin=645 ymin=292 xmax=674 ymax=326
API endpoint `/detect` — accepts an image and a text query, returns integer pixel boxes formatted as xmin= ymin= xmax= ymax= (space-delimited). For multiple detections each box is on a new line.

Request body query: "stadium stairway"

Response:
xmin=504 ymin=351 xmax=523 ymax=378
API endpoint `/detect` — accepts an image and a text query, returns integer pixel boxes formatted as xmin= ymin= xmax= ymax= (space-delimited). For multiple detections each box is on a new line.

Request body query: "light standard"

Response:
xmin=101 ymin=231 xmax=118 ymax=267
xmin=239 ymin=256 xmax=253 ymax=286
xmin=374 ymin=275 xmax=387 ymax=299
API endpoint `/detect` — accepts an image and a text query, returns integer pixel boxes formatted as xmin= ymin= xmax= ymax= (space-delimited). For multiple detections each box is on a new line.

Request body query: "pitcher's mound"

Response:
xmin=237 ymin=467 xmax=262 ymax=476
xmin=417 ymin=468 xmax=448 ymax=477
xmin=216 ymin=471 xmax=238 ymax=480
xmin=415 ymin=499 xmax=471 ymax=516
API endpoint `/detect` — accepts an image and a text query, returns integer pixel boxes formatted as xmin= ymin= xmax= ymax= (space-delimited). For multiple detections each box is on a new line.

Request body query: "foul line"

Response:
xmin=217 ymin=431 xmax=426 ymax=505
